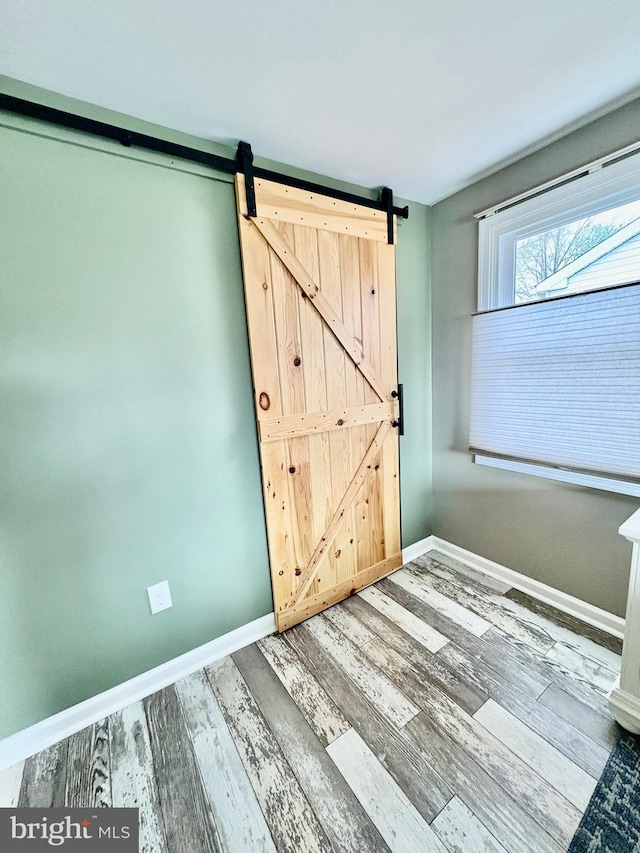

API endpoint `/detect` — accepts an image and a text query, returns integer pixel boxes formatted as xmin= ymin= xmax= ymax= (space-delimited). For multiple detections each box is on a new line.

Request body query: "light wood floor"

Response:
xmin=0 ymin=551 xmax=622 ymax=852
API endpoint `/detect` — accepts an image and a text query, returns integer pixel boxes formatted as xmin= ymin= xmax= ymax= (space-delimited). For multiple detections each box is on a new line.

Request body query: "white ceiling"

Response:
xmin=2 ymin=0 xmax=640 ymax=204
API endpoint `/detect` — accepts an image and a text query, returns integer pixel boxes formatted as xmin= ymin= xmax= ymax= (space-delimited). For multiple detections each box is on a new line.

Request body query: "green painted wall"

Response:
xmin=431 ymin=97 xmax=640 ymax=619
xmin=0 ymin=77 xmax=432 ymax=739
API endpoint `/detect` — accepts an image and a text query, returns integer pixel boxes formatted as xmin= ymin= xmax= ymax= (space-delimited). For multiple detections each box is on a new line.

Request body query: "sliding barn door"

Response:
xmin=236 ymin=176 xmax=401 ymax=631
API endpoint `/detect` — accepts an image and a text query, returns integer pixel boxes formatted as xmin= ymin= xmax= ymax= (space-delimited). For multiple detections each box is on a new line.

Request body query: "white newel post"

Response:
xmin=609 ymin=507 xmax=640 ymax=733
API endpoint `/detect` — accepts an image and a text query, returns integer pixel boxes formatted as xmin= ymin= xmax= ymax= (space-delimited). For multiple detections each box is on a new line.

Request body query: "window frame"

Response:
xmin=475 ymin=149 xmax=640 ymax=497
xmin=478 ymin=151 xmax=640 ymax=311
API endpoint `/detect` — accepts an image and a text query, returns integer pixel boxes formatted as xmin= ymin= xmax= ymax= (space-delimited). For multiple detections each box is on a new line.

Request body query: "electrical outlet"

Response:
xmin=147 ymin=580 xmax=172 ymax=614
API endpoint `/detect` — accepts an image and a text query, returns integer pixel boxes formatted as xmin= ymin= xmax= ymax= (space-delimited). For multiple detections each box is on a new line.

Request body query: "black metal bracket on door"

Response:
xmin=236 ymin=141 xmax=257 ymax=217
xmin=381 ymin=187 xmax=409 ymax=245
xmin=391 ymin=384 xmax=404 ymax=435
xmin=0 ymin=92 xmax=409 ymax=231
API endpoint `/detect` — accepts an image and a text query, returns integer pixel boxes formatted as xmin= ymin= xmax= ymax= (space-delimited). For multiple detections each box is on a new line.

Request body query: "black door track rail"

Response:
xmin=0 ymin=93 xmax=409 ymax=243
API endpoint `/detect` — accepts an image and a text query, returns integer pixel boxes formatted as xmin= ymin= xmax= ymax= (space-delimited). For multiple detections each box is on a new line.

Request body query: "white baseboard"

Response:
xmin=424 ymin=536 xmax=625 ymax=640
xmin=0 ymin=612 xmax=275 ymax=773
xmin=609 ymin=685 xmax=640 ymax=734
xmin=402 ymin=536 xmax=435 ymax=565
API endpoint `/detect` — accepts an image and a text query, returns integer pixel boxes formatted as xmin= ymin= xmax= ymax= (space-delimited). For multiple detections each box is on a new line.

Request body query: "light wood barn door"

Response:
xmin=236 ymin=175 xmax=401 ymax=631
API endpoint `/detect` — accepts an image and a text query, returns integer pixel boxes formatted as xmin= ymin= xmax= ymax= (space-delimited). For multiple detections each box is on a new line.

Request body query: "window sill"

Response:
xmin=474 ymin=455 xmax=640 ymax=498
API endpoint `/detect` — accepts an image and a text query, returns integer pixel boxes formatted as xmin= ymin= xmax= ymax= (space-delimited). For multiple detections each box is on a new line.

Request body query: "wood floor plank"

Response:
xmin=364 ymin=639 xmax=581 ymax=848
xmin=284 ymin=622 xmax=453 ymax=823
xmin=358 ymin=585 xmax=449 ymax=653
xmin=537 ymin=683 xmax=620 ymax=752
xmin=416 ymin=552 xmax=512 ymax=594
xmin=323 ymin=601 xmax=377 ymax=646
xmin=487 ymin=591 xmax=622 ymax=673
xmin=404 ymin=712 xmax=564 ymax=853
xmin=326 ymin=728 xmax=447 ymax=853
xmin=473 ymin=699 xmax=596 ymax=811
xmin=343 ymin=595 xmax=487 ymax=715
xmin=175 ymin=670 xmax=276 ymax=853
xmin=544 ymin=642 xmax=619 ymax=693
xmin=431 ymin=796 xmax=509 ymax=853
xmin=233 ymin=644 xmax=389 ymax=853
xmin=0 ymin=761 xmax=24 ymax=807
xmin=388 ymin=568 xmax=493 ymax=637
xmin=504 ymin=588 xmax=623 ymax=656
xmin=65 ymin=724 xmax=94 ymax=807
xmin=64 ymin=720 xmax=111 ymax=808
xmin=304 ymin=613 xmax=420 ymax=727
xmin=485 ymin=628 xmax=614 ymax=718
xmin=144 ymin=685 xmax=221 ymax=853
xmin=110 ymin=701 xmax=168 ymax=853
xmin=404 ymin=561 xmax=555 ymax=653
xmin=379 ymin=579 xmax=551 ymax=698
xmin=206 ymin=655 xmax=330 ymax=853
xmin=438 ymin=641 xmax=610 ymax=779
xmin=257 ymin=633 xmax=350 ymax=747
xmin=91 ymin=721 xmax=112 ymax=808
xmin=18 ymin=739 xmax=68 ymax=807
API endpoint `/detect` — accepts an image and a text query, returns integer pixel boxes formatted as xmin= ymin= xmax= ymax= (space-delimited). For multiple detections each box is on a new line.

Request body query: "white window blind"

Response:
xmin=469 ymin=283 xmax=640 ymax=483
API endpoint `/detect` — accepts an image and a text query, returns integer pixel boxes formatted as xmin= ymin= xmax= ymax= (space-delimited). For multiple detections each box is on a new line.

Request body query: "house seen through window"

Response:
xmin=515 ymin=199 xmax=640 ymax=304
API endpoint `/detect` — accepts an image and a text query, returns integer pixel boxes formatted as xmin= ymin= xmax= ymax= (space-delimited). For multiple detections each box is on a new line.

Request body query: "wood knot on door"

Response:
xmin=259 ymin=392 xmax=270 ymax=411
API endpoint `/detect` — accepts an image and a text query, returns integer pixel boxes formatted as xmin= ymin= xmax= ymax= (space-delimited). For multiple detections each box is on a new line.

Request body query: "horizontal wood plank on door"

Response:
xmin=431 ymin=796 xmax=509 ymax=853
xmin=388 ymin=568 xmax=493 ymax=637
xmin=174 ymin=671 xmax=276 ymax=853
xmin=326 ymin=728 xmax=447 ymax=853
xmin=109 ymin=701 xmax=168 ymax=853
xmin=504 ymin=588 xmax=623 ymax=656
xmin=19 ymin=739 xmax=68 ymax=808
xmin=144 ymin=686 xmax=221 ymax=853
xmin=277 ymin=551 xmax=402 ymax=631
xmin=253 ymin=217 xmax=393 ymax=404
xmin=473 ymin=699 xmax=596 ymax=812
xmin=257 ymin=634 xmax=350 ymax=746
xmin=343 ymin=594 xmax=488 ymax=715
xmin=206 ymin=656 xmax=330 ymax=853
xmin=359 ymin=585 xmax=449 ymax=653
xmin=363 ymin=639 xmax=581 ymax=848
xmin=537 ymin=683 xmax=620 ymax=752
xmin=241 ymin=178 xmax=392 ymax=243
xmin=283 ymin=623 xmax=453 ymax=823
xmin=233 ymin=644 xmax=389 ymax=853
xmin=0 ymin=761 xmax=24 ymax=807
xmin=378 ymin=579 xmax=552 ymax=699
xmin=544 ymin=642 xmax=619 ymax=693
xmin=404 ymin=713 xmax=564 ymax=853
xmin=259 ymin=400 xmax=398 ymax=441
xmin=304 ymin=614 xmax=419 ymax=728
xmin=407 ymin=560 xmax=555 ymax=653
xmin=438 ymin=641 xmax=610 ymax=780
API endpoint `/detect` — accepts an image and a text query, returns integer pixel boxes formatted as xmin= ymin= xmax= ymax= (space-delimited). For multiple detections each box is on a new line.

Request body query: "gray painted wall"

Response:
xmin=0 ymin=77 xmax=432 ymax=739
xmin=431 ymin=98 xmax=640 ymax=619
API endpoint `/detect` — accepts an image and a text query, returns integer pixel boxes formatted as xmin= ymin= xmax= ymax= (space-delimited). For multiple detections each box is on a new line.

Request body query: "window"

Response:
xmin=472 ymin=148 xmax=640 ymax=497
